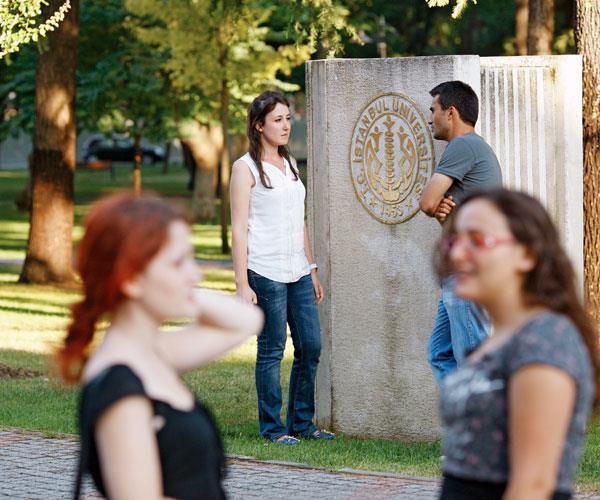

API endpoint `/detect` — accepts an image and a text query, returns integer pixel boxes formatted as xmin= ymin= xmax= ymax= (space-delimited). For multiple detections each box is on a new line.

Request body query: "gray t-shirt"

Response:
xmin=440 ymin=312 xmax=595 ymax=493
xmin=435 ymin=132 xmax=502 ymax=203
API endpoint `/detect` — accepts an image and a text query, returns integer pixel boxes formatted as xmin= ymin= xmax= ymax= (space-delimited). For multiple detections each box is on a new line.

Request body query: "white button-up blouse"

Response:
xmin=240 ymin=152 xmax=309 ymax=283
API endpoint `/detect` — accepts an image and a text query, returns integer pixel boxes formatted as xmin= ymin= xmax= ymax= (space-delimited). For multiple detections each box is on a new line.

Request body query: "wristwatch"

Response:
xmin=309 ymin=263 xmax=318 ymax=271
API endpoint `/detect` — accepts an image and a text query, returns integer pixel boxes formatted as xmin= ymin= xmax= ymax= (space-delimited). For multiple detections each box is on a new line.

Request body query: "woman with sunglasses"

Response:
xmin=230 ymin=91 xmax=333 ymax=445
xmin=437 ymin=188 xmax=598 ymax=500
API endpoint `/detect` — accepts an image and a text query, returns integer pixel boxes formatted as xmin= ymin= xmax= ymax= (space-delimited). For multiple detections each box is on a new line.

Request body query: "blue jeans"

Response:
xmin=248 ymin=270 xmax=321 ymax=439
xmin=428 ymin=278 xmax=489 ymax=386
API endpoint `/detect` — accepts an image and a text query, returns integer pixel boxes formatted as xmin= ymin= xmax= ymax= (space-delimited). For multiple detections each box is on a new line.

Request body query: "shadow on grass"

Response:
xmin=0 ymin=264 xmax=21 ymax=279
xmin=0 ymin=294 xmax=77 ymax=310
xmin=0 ymin=304 xmax=70 ymax=318
xmin=0 ymin=242 xmax=27 ymax=253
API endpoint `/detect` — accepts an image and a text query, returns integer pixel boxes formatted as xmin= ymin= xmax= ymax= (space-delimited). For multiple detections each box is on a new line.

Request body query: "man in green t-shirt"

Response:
xmin=419 ymin=80 xmax=502 ymax=385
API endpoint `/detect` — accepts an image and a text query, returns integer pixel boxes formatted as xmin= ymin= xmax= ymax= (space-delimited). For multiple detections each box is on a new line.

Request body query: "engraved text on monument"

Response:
xmin=350 ymin=93 xmax=435 ymax=224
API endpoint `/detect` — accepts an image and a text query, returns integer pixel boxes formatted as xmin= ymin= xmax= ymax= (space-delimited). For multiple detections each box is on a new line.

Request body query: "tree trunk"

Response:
xmin=181 ymin=140 xmax=197 ymax=191
xmin=527 ymin=0 xmax=554 ymax=54
xmin=162 ymin=140 xmax=171 ymax=174
xmin=132 ymin=134 xmax=142 ymax=195
xmin=219 ymin=76 xmax=230 ymax=254
xmin=20 ymin=0 xmax=79 ymax=284
xmin=230 ymin=134 xmax=248 ymax=164
xmin=575 ymin=0 xmax=600 ymax=324
xmin=459 ymin=8 xmax=480 ymax=54
xmin=181 ymin=122 xmax=222 ymax=221
xmin=516 ymin=0 xmax=528 ymax=55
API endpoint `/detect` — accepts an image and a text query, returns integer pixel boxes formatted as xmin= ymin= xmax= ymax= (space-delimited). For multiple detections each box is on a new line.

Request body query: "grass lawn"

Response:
xmin=1 ymin=165 xmax=599 ymax=491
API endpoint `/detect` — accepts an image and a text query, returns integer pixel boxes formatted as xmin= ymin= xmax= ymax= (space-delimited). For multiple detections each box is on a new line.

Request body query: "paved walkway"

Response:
xmin=0 ymin=428 xmax=434 ymax=499
xmin=2 ymin=429 xmax=600 ymax=499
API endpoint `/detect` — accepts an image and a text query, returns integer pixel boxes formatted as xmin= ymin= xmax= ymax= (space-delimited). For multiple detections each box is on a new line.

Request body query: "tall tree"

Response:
xmin=527 ymin=0 xmax=554 ymax=54
xmin=576 ymin=0 xmax=600 ymax=324
xmin=20 ymin=0 xmax=79 ymax=284
xmin=77 ymin=0 xmax=179 ymax=194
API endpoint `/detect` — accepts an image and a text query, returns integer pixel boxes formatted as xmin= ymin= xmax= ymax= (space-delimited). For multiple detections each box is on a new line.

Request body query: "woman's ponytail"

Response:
xmin=59 ymin=299 xmax=103 ymax=383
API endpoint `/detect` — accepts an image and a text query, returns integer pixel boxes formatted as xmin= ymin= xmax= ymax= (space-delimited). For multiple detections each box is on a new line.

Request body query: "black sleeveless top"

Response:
xmin=77 ymin=364 xmax=226 ymax=499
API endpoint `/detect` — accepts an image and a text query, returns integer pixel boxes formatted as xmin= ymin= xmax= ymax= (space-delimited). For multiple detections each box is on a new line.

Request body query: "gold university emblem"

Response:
xmin=350 ymin=93 xmax=435 ymax=224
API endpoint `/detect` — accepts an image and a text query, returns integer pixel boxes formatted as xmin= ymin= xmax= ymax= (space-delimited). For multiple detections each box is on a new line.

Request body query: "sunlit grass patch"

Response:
xmin=191 ymin=225 xmax=231 ymax=261
xmin=0 ymin=281 xmax=77 ymax=353
xmin=200 ymin=268 xmax=235 ymax=293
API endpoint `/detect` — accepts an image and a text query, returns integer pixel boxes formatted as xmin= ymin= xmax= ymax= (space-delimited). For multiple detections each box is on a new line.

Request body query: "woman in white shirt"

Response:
xmin=230 ymin=91 xmax=333 ymax=445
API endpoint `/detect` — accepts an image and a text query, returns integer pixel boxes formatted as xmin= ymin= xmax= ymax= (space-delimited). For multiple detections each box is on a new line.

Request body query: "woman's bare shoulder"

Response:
xmin=81 ymin=337 xmax=146 ymax=385
xmin=231 ymin=158 xmax=256 ymax=187
xmin=82 ymin=352 xmax=140 ymax=385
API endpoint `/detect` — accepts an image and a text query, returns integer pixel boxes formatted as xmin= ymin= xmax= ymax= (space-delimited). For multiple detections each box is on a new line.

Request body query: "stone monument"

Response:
xmin=306 ymin=54 xmax=582 ymax=440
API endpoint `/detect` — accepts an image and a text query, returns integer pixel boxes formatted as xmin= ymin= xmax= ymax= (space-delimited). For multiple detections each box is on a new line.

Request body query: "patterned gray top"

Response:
xmin=440 ymin=312 xmax=594 ymax=492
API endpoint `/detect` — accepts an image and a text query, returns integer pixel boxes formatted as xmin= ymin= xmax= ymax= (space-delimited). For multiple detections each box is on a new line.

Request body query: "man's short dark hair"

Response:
xmin=429 ymin=81 xmax=479 ymax=126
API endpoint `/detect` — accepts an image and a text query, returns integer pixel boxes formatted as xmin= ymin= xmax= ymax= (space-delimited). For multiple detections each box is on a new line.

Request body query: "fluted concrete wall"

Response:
xmin=480 ymin=56 xmax=583 ymax=287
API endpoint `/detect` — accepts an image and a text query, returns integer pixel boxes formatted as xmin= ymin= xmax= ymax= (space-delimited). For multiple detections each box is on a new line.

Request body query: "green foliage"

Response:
xmin=0 ymin=45 xmax=36 ymax=139
xmin=124 ymin=0 xmax=356 ymax=132
xmin=337 ymin=0 xmax=575 ymax=61
xmin=1 ymin=0 xmax=355 ymax=141
xmin=76 ymin=0 xmax=181 ymax=142
xmin=0 ymin=0 xmax=187 ymax=143
xmin=421 ymin=0 xmax=577 ymax=57
xmin=0 ymin=0 xmax=577 ymax=144
xmin=275 ymin=0 xmax=360 ymax=57
xmin=425 ymin=0 xmax=476 ymax=19
xmin=0 ymin=0 xmax=71 ymax=58
xmin=126 ymin=1 xmax=290 ymax=132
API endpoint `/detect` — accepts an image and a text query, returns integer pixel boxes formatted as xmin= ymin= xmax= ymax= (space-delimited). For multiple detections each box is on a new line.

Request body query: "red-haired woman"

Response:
xmin=60 ymin=192 xmax=263 ymax=499
xmin=230 ymin=91 xmax=333 ymax=445
xmin=436 ymin=189 xmax=598 ymax=499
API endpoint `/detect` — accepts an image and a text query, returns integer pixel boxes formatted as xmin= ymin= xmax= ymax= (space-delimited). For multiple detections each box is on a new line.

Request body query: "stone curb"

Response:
xmin=336 ymin=468 xmax=439 ymax=483
xmin=0 ymin=426 xmax=79 ymax=442
xmin=227 ymin=454 xmax=438 ymax=483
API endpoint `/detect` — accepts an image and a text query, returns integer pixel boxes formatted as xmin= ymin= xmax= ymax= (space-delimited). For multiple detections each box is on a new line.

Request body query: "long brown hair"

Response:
xmin=58 ymin=191 xmax=189 ymax=383
xmin=246 ymin=91 xmax=298 ymax=188
xmin=436 ymin=188 xmax=599 ymax=403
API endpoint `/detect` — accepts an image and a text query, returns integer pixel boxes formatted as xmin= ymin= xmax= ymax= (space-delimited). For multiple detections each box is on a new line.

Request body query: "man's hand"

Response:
xmin=419 ymin=173 xmax=453 ymax=216
xmin=434 ymin=195 xmax=455 ymax=223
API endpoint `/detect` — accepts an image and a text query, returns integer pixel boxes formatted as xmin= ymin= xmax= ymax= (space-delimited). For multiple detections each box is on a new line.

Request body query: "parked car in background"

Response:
xmin=83 ymin=135 xmax=165 ymax=164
